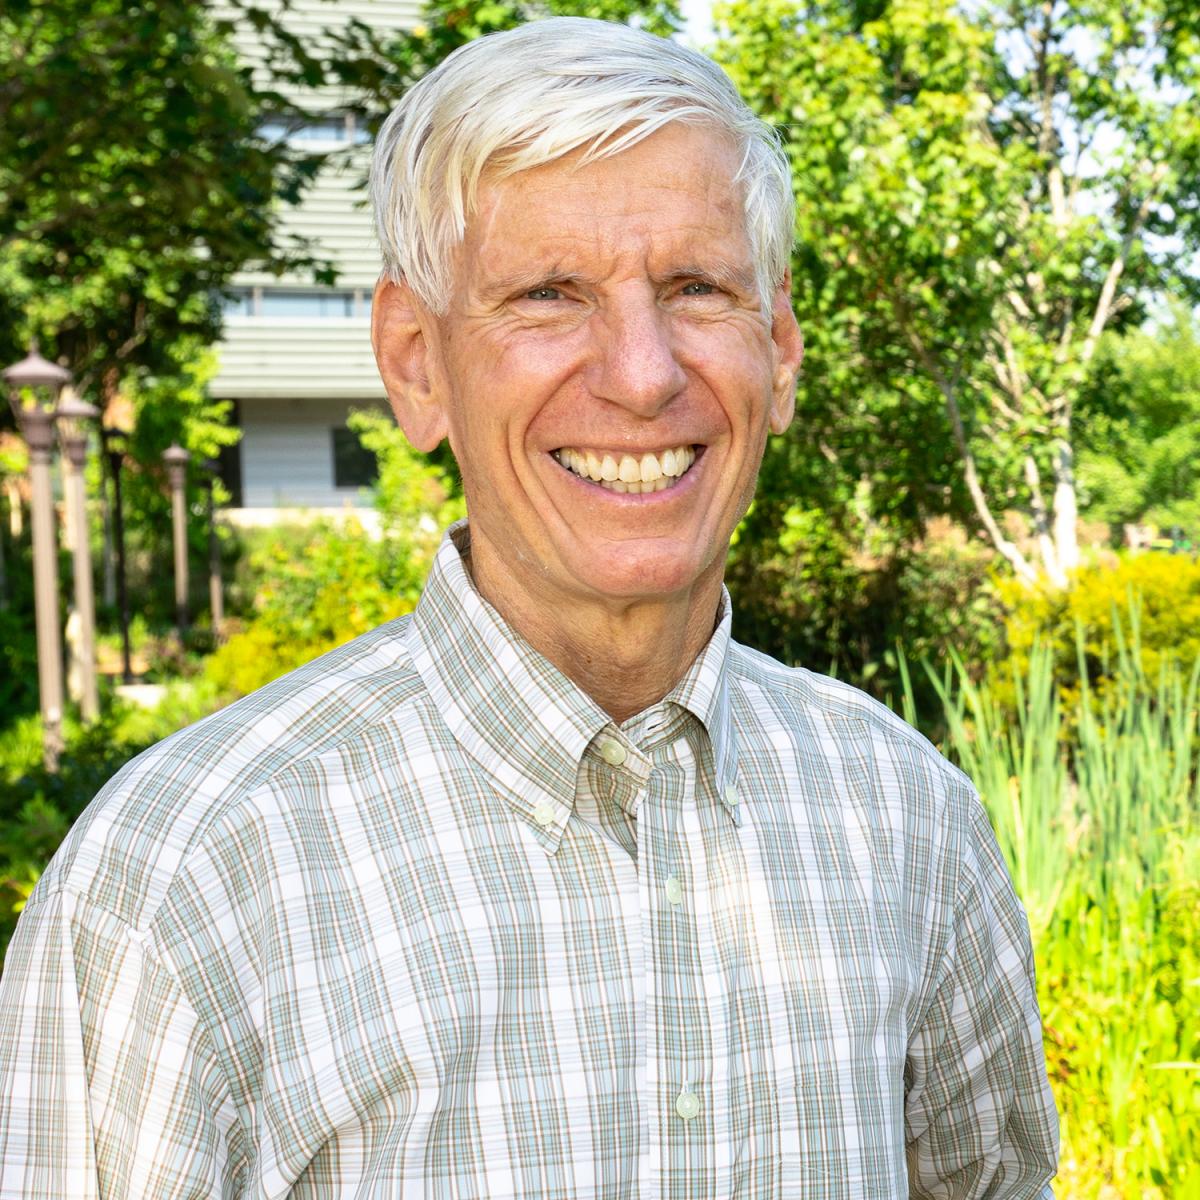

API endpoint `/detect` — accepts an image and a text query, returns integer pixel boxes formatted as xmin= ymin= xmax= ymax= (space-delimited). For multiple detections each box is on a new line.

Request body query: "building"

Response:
xmin=211 ymin=0 xmax=419 ymax=526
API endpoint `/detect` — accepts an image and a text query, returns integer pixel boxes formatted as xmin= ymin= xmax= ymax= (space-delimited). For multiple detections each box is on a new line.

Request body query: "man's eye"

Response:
xmin=525 ymin=286 xmax=563 ymax=301
xmin=680 ymin=281 xmax=716 ymax=296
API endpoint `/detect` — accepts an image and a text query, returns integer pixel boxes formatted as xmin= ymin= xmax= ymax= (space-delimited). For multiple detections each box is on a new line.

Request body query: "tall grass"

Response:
xmin=901 ymin=642 xmax=1200 ymax=1198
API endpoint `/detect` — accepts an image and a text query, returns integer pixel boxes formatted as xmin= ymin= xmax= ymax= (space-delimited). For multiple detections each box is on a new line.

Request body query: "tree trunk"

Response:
xmin=1052 ymin=436 xmax=1079 ymax=575
xmin=1024 ymin=454 xmax=1067 ymax=587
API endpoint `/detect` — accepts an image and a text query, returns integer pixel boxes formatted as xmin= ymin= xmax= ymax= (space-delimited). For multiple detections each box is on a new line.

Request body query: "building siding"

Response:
xmin=213 ymin=319 xmax=384 ymax=401
xmin=211 ymin=0 xmax=418 ymax=510
xmin=240 ymin=396 xmax=389 ymax=509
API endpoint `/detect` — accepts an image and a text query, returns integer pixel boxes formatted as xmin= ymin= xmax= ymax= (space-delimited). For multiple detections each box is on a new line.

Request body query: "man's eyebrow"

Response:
xmin=659 ymin=261 xmax=758 ymax=293
xmin=476 ymin=266 xmax=589 ymax=301
xmin=475 ymin=260 xmax=759 ymax=300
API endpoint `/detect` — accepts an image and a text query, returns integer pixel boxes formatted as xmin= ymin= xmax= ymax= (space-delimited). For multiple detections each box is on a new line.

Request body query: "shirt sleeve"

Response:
xmin=0 ymin=889 xmax=246 ymax=1199
xmin=904 ymin=796 xmax=1060 ymax=1199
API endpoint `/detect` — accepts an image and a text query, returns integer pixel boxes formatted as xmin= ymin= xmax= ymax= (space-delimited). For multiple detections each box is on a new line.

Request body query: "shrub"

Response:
xmin=727 ymin=508 xmax=1003 ymax=704
xmin=1000 ymin=552 xmax=1200 ymax=699
xmin=207 ymin=520 xmax=415 ymax=698
xmin=209 ymin=413 xmax=464 ymax=701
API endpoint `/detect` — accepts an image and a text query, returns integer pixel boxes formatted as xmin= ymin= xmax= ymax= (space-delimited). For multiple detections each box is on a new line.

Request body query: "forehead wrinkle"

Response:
xmin=460 ymin=136 xmax=757 ymax=305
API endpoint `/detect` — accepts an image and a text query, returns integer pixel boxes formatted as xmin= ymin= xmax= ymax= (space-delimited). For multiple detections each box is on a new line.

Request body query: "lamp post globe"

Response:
xmin=3 ymin=344 xmax=71 ymax=771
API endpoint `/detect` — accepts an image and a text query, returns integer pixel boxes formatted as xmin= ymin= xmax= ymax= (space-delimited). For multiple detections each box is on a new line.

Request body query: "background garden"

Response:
xmin=2 ymin=0 xmax=1199 ymax=1194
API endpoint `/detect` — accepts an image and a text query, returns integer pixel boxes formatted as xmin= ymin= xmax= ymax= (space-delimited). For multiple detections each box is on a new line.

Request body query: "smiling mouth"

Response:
xmin=551 ymin=444 xmax=698 ymax=494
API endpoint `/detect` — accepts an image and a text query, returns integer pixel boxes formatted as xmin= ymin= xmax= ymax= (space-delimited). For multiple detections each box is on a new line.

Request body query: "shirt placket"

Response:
xmin=590 ymin=711 xmax=723 ymax=1200
xmin=641 ymin=734 xmax=710 ymax=1199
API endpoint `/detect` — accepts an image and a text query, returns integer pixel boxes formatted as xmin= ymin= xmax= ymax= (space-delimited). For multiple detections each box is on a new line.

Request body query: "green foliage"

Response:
xmin=347 ymin=407 xmax=464 ymax=553
xmin=1077 ymin=307 xmax=1200 ymax=534
xmin=207 ymin=409 xmax=465 ymax=699
xmin=206 ymin=521 xmax=415 ymax=698
xmin=903 ymin=645 xmax=1200 ymax=1197
xmin=0 ymin=532 xmax=37 ymax=723
xmin=999 ymin=553 xmax=1200 ymax=698
xmin=0 ymin=0 xmax=329 ymax=391
xmin=715 ymin=0 xmax=1200 ymax=586
xmin=104 ymin=341 xmax=242 ymax=627
xmin=727 ymin=509 xmax=1002 ymax=704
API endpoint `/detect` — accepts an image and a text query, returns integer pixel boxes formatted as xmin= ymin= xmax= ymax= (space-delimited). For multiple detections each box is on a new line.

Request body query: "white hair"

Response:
xmin=370 ymin=17 xmax=794 ymax=314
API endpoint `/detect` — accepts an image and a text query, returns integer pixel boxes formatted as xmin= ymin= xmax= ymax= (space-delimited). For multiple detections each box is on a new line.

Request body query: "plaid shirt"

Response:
xmin=0 ymin=523 xmax=1057 ymax=1198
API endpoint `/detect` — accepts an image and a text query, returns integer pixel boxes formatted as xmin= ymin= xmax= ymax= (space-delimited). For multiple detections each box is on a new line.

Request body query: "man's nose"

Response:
xmin=590 ymin=295 xmax=688 ymax=415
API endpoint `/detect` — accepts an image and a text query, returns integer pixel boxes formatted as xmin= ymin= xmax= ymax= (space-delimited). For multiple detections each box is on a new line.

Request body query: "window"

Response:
xmin=216 ymin=287 xmax=371 ymax=318
xmin=257 ymin=114 xmax=352 ymax=146
xmin=221 ymin=288 xmax=254 ymax=316
xmin=260 ymin=290 xmax=355 ymax=318
xmin=332 ymin=428 xmax=378 ymax=488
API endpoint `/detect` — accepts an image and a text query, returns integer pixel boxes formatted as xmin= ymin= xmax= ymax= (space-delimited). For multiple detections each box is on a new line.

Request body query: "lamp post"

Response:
xmin=55 ymin=389 xmax=101 ymax=722
xmin=100 ymin=425 xmax=134 ymax=683
xmin=163 ymin=443 xmax=190 ymax=644
xmin=202 ymin=459 xmax=224 ymax=634
xmin=3 ymin=345 xmax=70 ymax=770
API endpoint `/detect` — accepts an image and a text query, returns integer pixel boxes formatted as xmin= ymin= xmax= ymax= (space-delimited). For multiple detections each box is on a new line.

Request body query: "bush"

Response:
xmin=207 ymin=520 xmax=415 ymax=698
xmin=1000 ymin=552 xmax=1200 ymax=698
xmin=209 ymin=413 xmax=464 ymax=700
xmin=727 ymin=508 xmax=1003 ymax=704
xmin=903 ymin=645 xmax=1200 ymax=1197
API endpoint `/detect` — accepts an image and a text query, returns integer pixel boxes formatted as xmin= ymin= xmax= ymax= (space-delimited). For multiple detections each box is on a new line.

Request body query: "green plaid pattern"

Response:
xmin=0 ymin=522 xmax=1057 ymax=1198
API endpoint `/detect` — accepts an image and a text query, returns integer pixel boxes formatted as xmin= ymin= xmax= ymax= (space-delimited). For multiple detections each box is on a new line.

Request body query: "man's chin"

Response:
xmin=559 ymin=545 xmax=716 ymax=605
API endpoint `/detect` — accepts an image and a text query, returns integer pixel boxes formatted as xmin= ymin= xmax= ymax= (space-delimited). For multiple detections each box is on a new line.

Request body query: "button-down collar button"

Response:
xmin=723 ymin=784 xmax=740 ymax=807
xmin=533 ymin=802 xmax=556 ymax=828
xmin=665 ymin=876 xmax=683 ymax=905
xmin=675 ymin=1086 xmax=701 ymax=1120
xmin=597 ymin=737 xmax=627 ymax=767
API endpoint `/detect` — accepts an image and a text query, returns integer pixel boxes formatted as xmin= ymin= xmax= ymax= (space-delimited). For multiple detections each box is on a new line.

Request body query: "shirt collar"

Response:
xmin=408 ymin=521 xmax=741 ymax=849
xmin=656 ymin=591 xmax=741 ymax=823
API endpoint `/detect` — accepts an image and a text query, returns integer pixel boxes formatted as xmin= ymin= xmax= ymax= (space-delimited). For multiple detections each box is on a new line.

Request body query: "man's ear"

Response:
xmin=371 ymin=277 xmax=449 ymax=452
xmin=767 ymin=272 xmax=803 ymax=436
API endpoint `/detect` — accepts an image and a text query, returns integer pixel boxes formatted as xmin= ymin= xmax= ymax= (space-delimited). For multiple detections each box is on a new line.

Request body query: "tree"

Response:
xmin=1076 ymin=306 xmax=1200 ymax=535
xmin=0 ymin=0 xmax=333 ymax=401
xmin=309 ymin=0 xmax=681 ymax=139
xmin=716 ymin=0 xmax=1200 ymax=587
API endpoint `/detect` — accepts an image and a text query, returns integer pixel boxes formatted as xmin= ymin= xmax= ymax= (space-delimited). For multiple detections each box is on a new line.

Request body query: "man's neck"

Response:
xmin=465 ymin=538 xmax=723 ymax=725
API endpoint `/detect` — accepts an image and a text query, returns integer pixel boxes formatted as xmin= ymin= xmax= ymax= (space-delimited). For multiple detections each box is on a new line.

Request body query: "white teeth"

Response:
xmin=554 ymin=444 xmax=696 ymax=492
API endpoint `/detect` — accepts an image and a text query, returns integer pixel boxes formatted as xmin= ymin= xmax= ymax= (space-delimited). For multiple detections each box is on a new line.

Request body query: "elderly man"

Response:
xmin=0 ymin=17 xmax=1057 ymax=1199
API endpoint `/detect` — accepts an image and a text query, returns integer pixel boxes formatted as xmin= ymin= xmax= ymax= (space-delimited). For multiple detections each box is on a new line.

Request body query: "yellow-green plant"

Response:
xmin=207 ymin=520 xmax=416 ymax=699
xmin=999 ymin=554 xmax=1200 ymax=705
xmin=904 ymin=644 xmax=1200 ymax=1196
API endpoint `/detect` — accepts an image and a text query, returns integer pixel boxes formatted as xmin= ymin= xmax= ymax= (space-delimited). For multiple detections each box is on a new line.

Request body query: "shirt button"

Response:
xmin=724 ymin=784 xmax=740 ymax=807
xmin=665 ymin=876 xmax=683 ymax=905
xmin=533 ymin=802 xmax=556 ymax=827
xmin=597 ymin=738 xmax=627 ymax=766
xmin=675 ymin=1086 xmax=701 ymax=1120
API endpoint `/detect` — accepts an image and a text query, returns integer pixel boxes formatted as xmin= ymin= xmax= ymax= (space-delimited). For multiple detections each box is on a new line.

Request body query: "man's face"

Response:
xmin=378 ymin=123 xmax=803 ymax=613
